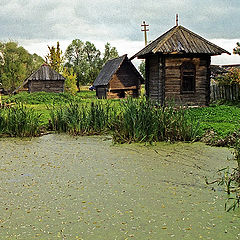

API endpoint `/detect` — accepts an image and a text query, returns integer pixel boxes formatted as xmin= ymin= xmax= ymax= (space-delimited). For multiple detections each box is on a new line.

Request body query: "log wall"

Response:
xmin=146 ymin=54 xmax=211 ymax=106
xmin=164 ymin=56 xmax=210 ymax=106
xmin=29 ymin=80 xmax=64 ymax=93
xmin=109 ymin=61 xmax=140 ymax=90
xmin=96 ymin=87 xmax=107 ymax=99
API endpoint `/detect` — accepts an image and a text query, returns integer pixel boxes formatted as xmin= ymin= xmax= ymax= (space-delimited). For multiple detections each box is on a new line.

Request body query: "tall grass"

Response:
xmin=49 ymin=101 xmax=117 ymax=135
xmin=0 ymin=104 xmax=42 ymax=137
xmin=113 ymin=98 xmax=200 ymax=143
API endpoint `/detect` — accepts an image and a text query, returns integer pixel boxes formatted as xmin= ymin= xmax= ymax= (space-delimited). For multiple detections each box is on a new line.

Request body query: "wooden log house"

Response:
xmin=93 ymin=55 xmax=143 ymax=99
xmin=14 ymin=64 xmax=65 ymax=93
xmin=131 ymin=25 xmax=230 ymax=106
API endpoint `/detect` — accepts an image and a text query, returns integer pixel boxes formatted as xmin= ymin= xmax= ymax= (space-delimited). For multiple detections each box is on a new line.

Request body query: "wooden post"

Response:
xmin=141 ymin=21 xmax=149 ymax=46
xmin=176 ymin=14 xmax=179 ymax=26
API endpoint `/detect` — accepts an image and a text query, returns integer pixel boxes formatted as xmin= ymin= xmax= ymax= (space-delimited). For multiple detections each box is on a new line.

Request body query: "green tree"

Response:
xmin=46 ymin=41 xmax=64 ymax=73
xmin=65 ymin=40 xmax=119 ymax=89
xmin=233 ymin=42 xmax=240 ymax=55
xmin=0 ymin=41 xmax=43 ymax=92
xmin=138 ymin=60 xmax=146 ymax=80
xmin=102 ymin=42 xmax=119 ymax=64
xmin=65 ymin=40 xmax=102 ymax=88
xmin=63 ymin=68 xmax=78 ymax=95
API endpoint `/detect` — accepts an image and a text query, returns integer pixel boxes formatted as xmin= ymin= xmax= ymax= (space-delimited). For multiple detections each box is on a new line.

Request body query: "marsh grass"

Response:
xmin=49 ymin=101 xmax=117 ymax=135
xmin=113 ymin=98 xmax=200 ymax=143
xmin=0 ymin=104 xmax=42 ymax=137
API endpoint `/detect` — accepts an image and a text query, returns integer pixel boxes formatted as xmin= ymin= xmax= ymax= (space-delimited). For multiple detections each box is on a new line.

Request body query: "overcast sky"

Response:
xmin=0 ymin=0 xmax=239 ymax=65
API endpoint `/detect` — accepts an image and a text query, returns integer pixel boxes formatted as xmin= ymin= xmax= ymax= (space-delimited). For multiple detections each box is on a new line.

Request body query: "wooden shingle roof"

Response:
xmin=131 ymin=25 xmax=231 ymax=59
xmin=94 ymin=55 xmax=131 ymax=87
xmin=27 ymin=64 xmax=65 ymax=81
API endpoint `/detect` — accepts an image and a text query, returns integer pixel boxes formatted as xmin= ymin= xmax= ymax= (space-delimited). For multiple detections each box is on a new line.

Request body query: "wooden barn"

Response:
xmin=131 ymin=25 xmax=230 ymax=106
xmin=93 ymin=55 xmax=143 ymax=99
xmin=14 ymin=64 xmax=65 ymax=93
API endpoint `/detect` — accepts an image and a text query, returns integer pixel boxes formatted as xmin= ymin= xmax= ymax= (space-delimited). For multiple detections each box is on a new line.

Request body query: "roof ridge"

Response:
xmin=153 ymin=26 xmax=179 ymax=53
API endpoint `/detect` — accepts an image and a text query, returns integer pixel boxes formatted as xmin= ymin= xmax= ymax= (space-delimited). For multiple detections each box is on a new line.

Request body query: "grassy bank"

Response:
xmin=1 ymin=92 xmax=240 ymax=144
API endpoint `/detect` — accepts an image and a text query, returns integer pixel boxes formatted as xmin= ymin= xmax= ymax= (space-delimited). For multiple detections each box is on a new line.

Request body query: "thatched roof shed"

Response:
xmin=131 ymin=25 xmax=230 ymax=106
xmin=93 ymin=55 xmax=143 ymax=99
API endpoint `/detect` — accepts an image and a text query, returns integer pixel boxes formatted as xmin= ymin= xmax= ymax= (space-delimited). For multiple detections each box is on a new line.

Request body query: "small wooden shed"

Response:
xmin=93 ymin=55 xmax=143 ymax=99
xmin=131 ymin=25 xmax=230 ymax=106
xmin=14 ymin=64 xmax=65 ymax=93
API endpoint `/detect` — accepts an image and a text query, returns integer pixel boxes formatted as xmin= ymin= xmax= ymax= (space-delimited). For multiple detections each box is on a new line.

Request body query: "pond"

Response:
xmin=0 ymin=134 xmax=239 ymax=239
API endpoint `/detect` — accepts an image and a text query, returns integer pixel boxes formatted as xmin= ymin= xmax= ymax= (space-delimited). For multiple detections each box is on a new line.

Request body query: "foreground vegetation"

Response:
xmin=2 ymin=91 xmax=240 ymax=144
xmin=0 ymin=104 xmax=42 ymax=137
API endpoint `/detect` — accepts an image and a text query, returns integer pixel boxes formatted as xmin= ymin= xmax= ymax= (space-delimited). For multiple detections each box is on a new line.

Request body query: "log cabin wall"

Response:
xmin=146 ymin=55 xmax=165 ymax=104
xmin=164 ymin=55 xmax=211 ymax=106
xmin=96 ymin=86 xmax=107 ymax=99
xmin=109 ymin=61 xmax=140 ymax=91
xmin=28 ymin=80 xmax=64 ymax=93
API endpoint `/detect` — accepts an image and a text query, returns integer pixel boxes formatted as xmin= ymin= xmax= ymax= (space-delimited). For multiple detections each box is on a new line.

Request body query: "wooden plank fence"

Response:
xmin=210 ymin=84 xmax=240 ymax=101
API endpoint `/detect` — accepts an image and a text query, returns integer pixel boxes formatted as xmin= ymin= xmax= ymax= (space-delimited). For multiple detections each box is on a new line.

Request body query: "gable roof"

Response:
xmin=27 ymin=64 xmax=65 ymax=81
xmin=131 ymin=25 xmax=231 ymax=59
xmin=93 ymin=54 xmax=143 ymax=87
xmin=12 ymin=64 xmax=65 ymax=94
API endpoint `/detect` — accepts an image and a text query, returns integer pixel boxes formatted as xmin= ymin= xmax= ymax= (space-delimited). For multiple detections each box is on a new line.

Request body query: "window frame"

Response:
xmin=180 ymin=61 xmax=196 ymax=94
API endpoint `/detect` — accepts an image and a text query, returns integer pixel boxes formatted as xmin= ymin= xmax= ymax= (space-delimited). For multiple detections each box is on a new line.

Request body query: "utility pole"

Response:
xmin=141 ymin=21 xmax=149 ymax=46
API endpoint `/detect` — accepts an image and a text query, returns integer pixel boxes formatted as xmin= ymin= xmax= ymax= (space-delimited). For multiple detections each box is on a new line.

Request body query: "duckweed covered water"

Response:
xmin=0 ymin=134 xmax=239 ymax=239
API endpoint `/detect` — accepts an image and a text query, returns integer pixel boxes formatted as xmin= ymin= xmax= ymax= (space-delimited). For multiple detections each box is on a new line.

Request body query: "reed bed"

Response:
xmin=49 ymin=101 xmax=117 ymax=135
xmin=0 ymin=104 xmax=42 ymax=137
xmin=113 ymin=98 xmax=200 ymax=143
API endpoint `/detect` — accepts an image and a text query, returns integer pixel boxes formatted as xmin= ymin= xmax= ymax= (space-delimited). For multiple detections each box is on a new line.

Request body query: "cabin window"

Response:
xmin=181 ymin=62 xmax=196 ymax=93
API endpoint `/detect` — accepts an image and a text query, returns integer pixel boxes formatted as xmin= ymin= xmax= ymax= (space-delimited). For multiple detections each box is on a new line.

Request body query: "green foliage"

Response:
xmin=5 ymin=91 xmax=96 ymax=106
xmin=216 ymin=68 xmax=240 ymax=85
xmin=6 ymin=92 xmax=76 ymax=105
xmin=0 ymin=41 xmax=44 ymax=92
xmin=46 ymin=41 xmax=64 ymax=73
xmin=187 ymin=105 xmax=240 ymax=139
xmin=113 ymin=98 xmax=200 ymax=143
xmin=138 ymin=60 xmax=146 ymax=80
xmin=233 ymin=42 xmax=240 ymax=55
xmin=63 ymin=68 xmax=78 ymax=95
xmin=0 ymin=104 xmax=42 ymax=137
xmin=65 ymin=39 xmax=102 ymax=88
xmin=49 ymin=101 xmax=116 ymax=135
xmin=102 ymin=42 xmax=119 ymax=64
xmin=65 ymin=40 xmax=119 ymax=88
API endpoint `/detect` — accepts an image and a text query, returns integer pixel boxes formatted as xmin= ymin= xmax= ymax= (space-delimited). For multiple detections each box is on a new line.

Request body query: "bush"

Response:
xmin=216 ymin=68 xmax=240 ymax=85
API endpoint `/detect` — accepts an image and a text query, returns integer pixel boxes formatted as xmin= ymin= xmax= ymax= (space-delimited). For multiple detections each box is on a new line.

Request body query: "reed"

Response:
xmin=49 ymin=101 xmax=116 ymax=135
xmin=1 ymin=104 xmax=42 ymax=137
xmin=113 ymin=98 xmax=200 ymax=143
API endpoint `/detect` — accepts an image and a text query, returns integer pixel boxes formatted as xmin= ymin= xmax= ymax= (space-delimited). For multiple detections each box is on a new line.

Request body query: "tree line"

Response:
xmin=0 ymin=40 xmax=119 ymax=93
